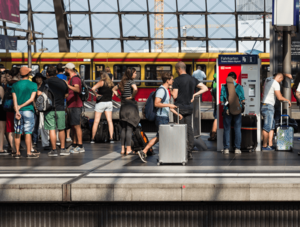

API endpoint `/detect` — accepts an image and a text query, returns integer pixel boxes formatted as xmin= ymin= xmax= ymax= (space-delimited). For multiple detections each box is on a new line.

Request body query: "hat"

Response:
xmin=32 ymin=72 xmax=46 ymax=82
xmin=20 ymin=66 xmax=32 ymax=76
xmin=63 ymin=63 xmax=75 ymax=70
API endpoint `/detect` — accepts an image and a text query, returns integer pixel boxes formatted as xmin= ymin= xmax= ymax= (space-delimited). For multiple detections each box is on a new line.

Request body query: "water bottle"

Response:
xmin=82 ymin=87 xmax=85 ymax=96
xmin=16 ymin=120 xmax=21 ymax=134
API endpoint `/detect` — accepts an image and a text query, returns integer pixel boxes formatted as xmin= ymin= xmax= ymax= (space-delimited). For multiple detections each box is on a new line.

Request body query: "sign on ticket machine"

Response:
xmin=217 ymin=55 xmax=261 ymax=152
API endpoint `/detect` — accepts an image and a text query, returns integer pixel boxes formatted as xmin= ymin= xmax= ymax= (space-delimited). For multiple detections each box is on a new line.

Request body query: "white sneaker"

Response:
xmin=65 ymin=145 xmax=75 ymax=153
xmin=70 ymin=146 xmax=85 ymax=154
xmin=66 ymin=138 xmax=72 ymax=142
xmin=235 ymin=148 xmax=241 ymax=154
xmin=223 ymin=149 xmax=229 ymax=154
xmin=56 ymin=141 xmax=61 ymax=146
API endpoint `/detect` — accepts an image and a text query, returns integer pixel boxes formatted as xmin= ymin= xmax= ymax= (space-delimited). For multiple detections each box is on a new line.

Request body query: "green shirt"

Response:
xmin=12 ymin=79 xmax=37 ymax=112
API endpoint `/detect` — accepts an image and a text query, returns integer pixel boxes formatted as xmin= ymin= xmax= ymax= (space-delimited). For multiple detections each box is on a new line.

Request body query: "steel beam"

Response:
xmin=53 ymin=0 xmax=70 ymax=52
xmin=117 ymin=0 xmax=124 ymax=52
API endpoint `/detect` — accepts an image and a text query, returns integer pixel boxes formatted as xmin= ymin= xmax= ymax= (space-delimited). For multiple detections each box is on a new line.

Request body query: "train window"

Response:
xmin=113 ymin=65 xmax=141 ymax=86
xmin=94 ymin=64 xmax=105 ymax=81
xmin=12 ymin=64 xmax=40 ymax=77
xmin=195 ymin=64 xmax=207 ymax=75
xmin=145 ymin=65 xmax=172 ymax=86
xmin=80 ymin=64 xmax=91 ymax=87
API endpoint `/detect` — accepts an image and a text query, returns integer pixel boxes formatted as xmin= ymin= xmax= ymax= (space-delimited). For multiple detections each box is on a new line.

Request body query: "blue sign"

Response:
xmin=0 ymin=35 xmax=17 ymax=50
xmin=218 ymin=55 xmax=258 ymax=65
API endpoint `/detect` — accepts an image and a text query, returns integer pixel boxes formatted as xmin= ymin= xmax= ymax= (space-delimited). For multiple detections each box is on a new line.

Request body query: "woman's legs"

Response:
xmin=125 ymin=123 xmax=133 ymax=154
xmin=91 ymin=111 xmax=102 ymax=140
xmin=120 ymin=121 xmax=126 ymax=154
xmin=104 ymin=111 xmax=114 ymax=140
xmin=0 ymin=121 xmax=6 ymax=151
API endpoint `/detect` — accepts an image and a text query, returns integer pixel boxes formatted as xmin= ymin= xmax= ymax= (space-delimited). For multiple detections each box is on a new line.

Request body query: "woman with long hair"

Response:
xmin=112 ymin=67 xmax=140 ymax=155
xmin=91 ymin=71 xmax=114 ymax=143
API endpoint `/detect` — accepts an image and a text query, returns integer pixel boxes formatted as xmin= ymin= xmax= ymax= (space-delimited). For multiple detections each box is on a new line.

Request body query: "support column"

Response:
xmin=27 ymin=0 xmax=32 ymax=68
xmin=282 ymin=31 xmax=291 ymax=116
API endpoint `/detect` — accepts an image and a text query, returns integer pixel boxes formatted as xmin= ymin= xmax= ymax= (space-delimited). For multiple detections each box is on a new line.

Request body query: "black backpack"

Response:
xmin=36 ymin=82 xmax=55 ymax=112
xmin=70 ymin=75 xmax=89 ymax=102
xmin=3 ymin=86 xmax=14 ymax=112
xmin=94 ymin=120 xmax=109 ymax=143
xmin=81 ymin=114 xmax=91 ymax=141
xmin=131 ymin=124 xmax=154 ymax=156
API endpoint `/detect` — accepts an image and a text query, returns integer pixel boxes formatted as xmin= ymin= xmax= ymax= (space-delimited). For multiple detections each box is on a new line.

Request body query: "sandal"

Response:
xmin=26 ymin=154 xmax=39 ymax=158
xmin=13 ymin=153 xmax=21 ymax=158
xmin=126 ymin=151 xmax=135 ymax=155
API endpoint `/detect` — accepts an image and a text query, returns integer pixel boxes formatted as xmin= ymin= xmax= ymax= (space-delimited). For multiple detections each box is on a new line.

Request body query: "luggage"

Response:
xmin=81 ymin=114 xmax=91 ymax=141
xmin=276 ymin=103 xmax=293 ymax=151
xmin=131 ymin=124 xmax=154 ymax=156
xmin=113 ymin=122 xmax=122 ymax=141
xmin=275 ymin=117 xmax=298 ymax=133
xmin=94 ymin=120 xmax=109 ymax=143
xmin=158 ymin=109 xmax=188 ymax=166
xmin=231 ymin=115 xmax=257 ymax=152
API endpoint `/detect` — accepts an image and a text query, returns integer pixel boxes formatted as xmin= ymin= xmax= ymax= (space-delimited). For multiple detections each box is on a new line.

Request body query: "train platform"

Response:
xmin=1 ymin=133 xmax=300 ymax=203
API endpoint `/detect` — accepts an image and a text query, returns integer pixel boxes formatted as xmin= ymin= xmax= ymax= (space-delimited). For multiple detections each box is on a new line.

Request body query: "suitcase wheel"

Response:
xmin=182 ymin=162 xmax=186 ymax=166
xmin=157 ymin=161 xmax=161 ymax=166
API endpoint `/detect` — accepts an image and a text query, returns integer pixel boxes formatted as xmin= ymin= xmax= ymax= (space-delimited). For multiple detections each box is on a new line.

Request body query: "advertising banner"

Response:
xmin=0 ymin=35 xmax=17 ymax=50
xmin=0 ymin=0 xmax=20 ymax=24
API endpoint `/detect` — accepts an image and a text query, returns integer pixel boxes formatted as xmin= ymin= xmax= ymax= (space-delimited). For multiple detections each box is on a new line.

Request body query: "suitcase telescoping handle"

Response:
xmin=280 ymin=101 xmax=289 ymax=126
xmin=177 ymin=107 xmax=180 ymax=124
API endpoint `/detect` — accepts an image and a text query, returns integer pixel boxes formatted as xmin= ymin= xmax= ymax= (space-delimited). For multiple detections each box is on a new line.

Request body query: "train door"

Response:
xmin=80 ymin=63 xmax=92 ymax=88
xmin=186 ymin=64 xmax=192 ymax=75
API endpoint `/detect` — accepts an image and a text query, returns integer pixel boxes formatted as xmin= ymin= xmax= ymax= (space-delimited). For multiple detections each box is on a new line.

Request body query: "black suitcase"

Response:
xmin=94 ymin=120 xmax=109 ymax=143
xmin=231 ymin=115 xmax=257 ymax=152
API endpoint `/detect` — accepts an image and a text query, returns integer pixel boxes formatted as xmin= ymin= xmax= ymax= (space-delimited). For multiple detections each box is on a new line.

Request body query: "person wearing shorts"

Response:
xmin=12 ymin=66 xmax=38 ymax=158
xmin=38 ymin=66 xmax=69 ymax=157
xmin=90 ymin=71 xmax=114 ymax=144
xmin=261 ymin=73 xmax=291 ymax=151
xmin=64 ymin=63 xmax=85 ymax=154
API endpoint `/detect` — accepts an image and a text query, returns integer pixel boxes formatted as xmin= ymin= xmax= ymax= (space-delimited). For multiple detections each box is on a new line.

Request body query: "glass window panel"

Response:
xmin=113 ymin=64 xmax=141 ymax=85
xmin=149 ymin=0 xmax=176 ymax=12
xmin=95 ymin=64 xmax=105 ymax=80
xmin=238 ymin=15 xmax=263 ymax=38
xmin=181 ymin=41 xmax=206 ymax=53
xmin=209 ymin=40 xmax=236 ymax=53
xmin=122 ymin=15 xmax=147 ymax=37
xmin=124 ymin=40 xmax=148 ymax=52
xmin=94 ymin=40 xmax=121 ymax=52
xmin=265 ymin=16 xmax=272 ymax=38
xmin=36 ymin=40 xmax=59 ymax=53
xmin=90 ymin=0 xmax=118 ymax=12
xmin=19 ymin=0 xmax=27 ymax=11
xmin=145 ymin=65 xmax=172 ymax=86
xmin=70 ymin=14 xmax=90 ymax=37
xmin=151 ymin=40 xmax=179 ymax=53
xmin=12 ymin=64 xmax=40 ymax=76
xmin=150 ymin=14 xmax=178 ymax=38
xmin=119 ymin=0 xmax=147 ymax=11
xmin=70 ymin=40 xmax=91 ymax=52
xmin=33 ymin=14 xmax=57 ymax=38
xmin=31 ymin=0 xmax=54 ymax=12
xmin=92 ymin=14 xmax=119 ymax=38
xmin=63 ymin=0 xmax=88 ymax=11
xmin=208 ymin=0 xmax=235 ymax=12
xmin=208 ymin=15 xmax=236 ymax=38
xmin=178 ymin=0 xmax=205 ymax=11
xmin=238 ymin=41 xmax=264 ymax=54
xmin=179 ymin=15 xmax=206 ymax=37
xmin=236 ymin=0 xmax=264 ymax=12
xmin=7 ymin=14 xmax=28 ymax=36
xmin=266 ymin=0 xmax=272 ymax=12
xmin=266 ymin=40 xmax=270 ymax=53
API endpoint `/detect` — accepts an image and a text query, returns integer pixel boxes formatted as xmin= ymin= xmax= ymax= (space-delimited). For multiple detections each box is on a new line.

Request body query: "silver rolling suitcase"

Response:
xmin=158 ymin=109 xmax=188 ymax=166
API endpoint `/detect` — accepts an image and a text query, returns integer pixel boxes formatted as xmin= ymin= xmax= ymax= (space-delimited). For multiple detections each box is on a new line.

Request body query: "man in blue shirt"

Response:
xmin=220 ymin=72 xmax=245 ymax=154
xmin=56 ymin=63 xmax=67 ymax=80
xmin=192 ymin=66 xmax=206 ymax=82
xmin=138 ymin=72 xmax=182 ymax=163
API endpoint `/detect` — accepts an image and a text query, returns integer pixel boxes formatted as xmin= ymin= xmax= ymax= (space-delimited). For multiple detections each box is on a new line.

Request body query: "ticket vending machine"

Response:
xmin=216 ymin=55 xmax=261 ymax=152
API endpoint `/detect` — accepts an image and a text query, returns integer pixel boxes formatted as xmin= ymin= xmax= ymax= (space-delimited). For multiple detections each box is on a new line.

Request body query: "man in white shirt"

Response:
xmin=192 ymin=66 xmax=206 ymax=82
xmin=261 ymin=73 xmax=291 ymax=151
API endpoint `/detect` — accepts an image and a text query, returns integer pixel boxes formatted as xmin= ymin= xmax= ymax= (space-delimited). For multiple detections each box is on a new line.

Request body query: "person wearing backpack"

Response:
xmin=220 ymin=72 xmax=245 ymax=154
xmin=12 ymin=66 xmax=39 ymax=158
xmin=90 ymin=71 xmax=114 ymax=144
xmin=37 ymin=66 xmax=69 ymax=157
xmin=64 ymin=63 xmax=85 ymax=154
xmin=138 ymin=72 xmax=182 ymax=163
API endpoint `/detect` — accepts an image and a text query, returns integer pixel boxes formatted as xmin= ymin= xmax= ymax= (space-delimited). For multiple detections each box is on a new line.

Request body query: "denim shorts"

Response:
xmin=95 ymin=101 xmax=113 ymax=113
xmin=14 ymin=110 xmax=35 ymax=134
xmin=261 ymin=103 xmax=275 ymax=132
xmin=155 ymin=116 xmax=169 ymax=137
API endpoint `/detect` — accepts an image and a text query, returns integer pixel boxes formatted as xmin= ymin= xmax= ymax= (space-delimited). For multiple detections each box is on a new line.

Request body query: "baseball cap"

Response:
xmin=63 ymin=63 xmax=76 ymax=70
xmin=20 ymin=66 xmax=32 ymax=76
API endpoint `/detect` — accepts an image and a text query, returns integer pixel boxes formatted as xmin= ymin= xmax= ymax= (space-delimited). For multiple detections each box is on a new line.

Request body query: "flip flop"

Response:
xmin=226 ymin=76 xmax=241 ymax=115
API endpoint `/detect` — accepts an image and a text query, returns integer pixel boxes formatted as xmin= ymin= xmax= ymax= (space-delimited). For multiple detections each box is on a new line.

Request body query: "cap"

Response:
xmin=20 ymin=66 xmax=32 ymax=76
xmin=63 ymin=63 xmax=76 ymax=70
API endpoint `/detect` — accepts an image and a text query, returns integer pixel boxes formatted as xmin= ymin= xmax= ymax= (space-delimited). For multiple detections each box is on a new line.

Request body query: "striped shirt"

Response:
xmin=120 ymin=80 xmax=136 ymax=98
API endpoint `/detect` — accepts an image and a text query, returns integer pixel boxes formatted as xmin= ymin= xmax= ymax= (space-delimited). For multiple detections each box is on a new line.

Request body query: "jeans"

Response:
xmin=14 ymin=111 xmax=35 ymax=134
xmin=223 ymin=112 xmax=242 ymax=149
xmin=261 ymin=104 xmax=275 ymax=132
xmin=32 ymin=112 xmax=49 ymax=146
xmin=179 ymin=114 xmax=194 ymax=153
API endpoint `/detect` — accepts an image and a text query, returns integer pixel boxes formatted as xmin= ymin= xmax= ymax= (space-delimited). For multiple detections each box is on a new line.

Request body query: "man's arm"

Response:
xmin=18 ymin=92 xmax=37 ymax=110
xmin=154 ymin=97 xmax=177 ymax=109
xmin=284 ymin=73 xmax=293 ymax=79
xmin=68 ymin=84 xmax=80 ymax=93
xmin=191 ymin=83 xmax=209 ymax=102
xmin=172 ymin=89 xmax=178 ymax=99
xmin=275 ymin=90 xmax=291 ymax=107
